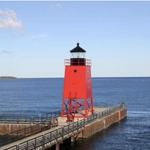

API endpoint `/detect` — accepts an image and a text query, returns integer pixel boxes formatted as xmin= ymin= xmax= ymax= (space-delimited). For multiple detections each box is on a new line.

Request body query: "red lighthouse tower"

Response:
xmin=61 ymin=43 xmax=94 ymax=121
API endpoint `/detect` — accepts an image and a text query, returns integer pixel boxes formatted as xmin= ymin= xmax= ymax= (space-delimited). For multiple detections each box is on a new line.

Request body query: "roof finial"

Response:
xmin=77 ymin=42 xmax=79 ymax=47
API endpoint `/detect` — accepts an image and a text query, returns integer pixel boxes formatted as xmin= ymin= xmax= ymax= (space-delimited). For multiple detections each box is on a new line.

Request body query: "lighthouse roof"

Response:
xmin=70 ymin=43 xmax=86 ymax=53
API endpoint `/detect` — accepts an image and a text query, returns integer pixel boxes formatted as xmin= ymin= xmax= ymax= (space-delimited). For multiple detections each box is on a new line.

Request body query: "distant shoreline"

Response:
xmin=0 ymin=76 xmax=17 ymax=80
xmin=0 ymin=76 xmax=150 ymax=80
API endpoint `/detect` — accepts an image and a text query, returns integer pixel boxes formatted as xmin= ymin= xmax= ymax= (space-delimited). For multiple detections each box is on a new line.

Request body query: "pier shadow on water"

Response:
xmin=0 ymin=135 xmax=23 ymax=146
xmin=71 ymin=118 xmax=127 ymax=150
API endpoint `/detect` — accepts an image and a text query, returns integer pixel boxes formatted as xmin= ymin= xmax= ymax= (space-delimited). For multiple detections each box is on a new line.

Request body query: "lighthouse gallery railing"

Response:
xmin=65 ymin=59 xmax=91 ymax=66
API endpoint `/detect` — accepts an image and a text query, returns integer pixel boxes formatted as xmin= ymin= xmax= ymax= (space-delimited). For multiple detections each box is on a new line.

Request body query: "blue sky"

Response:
xmin=0 ymin=1 xmax=150 ymax=78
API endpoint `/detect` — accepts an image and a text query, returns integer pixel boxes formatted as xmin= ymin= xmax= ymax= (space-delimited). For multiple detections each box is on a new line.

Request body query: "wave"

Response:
xmin=128 ymin=110 xmax=150 ymax=117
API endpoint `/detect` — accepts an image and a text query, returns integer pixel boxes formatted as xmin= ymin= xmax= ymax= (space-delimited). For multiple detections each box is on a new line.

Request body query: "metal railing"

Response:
xmin=0 ymin=117 xmax=58 ymax=147
xmin=3 ymin=103 xmax=126 ymax=150
xmin=65 ymin=59 xmax=91 ymax=66
xmin=1 ymin=124 xmax=46 ymax=147
xmin=0 ymin=111 xmax=60 ymax=124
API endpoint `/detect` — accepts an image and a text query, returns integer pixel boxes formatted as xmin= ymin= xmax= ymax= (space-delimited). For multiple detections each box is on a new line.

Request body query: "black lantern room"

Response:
xmin=70 ymin=43 xmax=86 ymax=66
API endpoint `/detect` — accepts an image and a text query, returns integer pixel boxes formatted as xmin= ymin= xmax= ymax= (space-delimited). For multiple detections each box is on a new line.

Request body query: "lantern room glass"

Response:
xmin=71 ymin=52 xmax=85 ymax=58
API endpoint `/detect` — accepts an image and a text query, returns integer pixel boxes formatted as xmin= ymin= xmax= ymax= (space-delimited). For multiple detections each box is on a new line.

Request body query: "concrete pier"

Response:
xmin=0 ymin=123 xmax=36 ymax=135
xmin=0 ymin=104 xmax=127 ymax=150
xmin=79 ymin=106 xmax=126 ymax=138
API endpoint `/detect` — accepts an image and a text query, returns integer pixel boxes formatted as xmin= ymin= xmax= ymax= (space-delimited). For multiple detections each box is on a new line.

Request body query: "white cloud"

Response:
xmin=0 ymin=50 xmax=12 ymax=55
xmin=30 ymin=34 xmax=48 ymax=40
xmin=0 ymin=9 xmax=23 ymax=29
xmin=49 ymin=3 xmax=63 ymax=9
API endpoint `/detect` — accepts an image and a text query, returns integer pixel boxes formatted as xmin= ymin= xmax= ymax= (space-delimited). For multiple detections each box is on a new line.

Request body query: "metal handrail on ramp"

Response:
xmin=2 ymin=103 xmax=126 ymax=150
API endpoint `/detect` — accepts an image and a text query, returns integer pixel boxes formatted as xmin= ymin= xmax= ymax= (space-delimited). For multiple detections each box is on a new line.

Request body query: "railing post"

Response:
xmin=42 ymin=135 xmax=45 ymax=149
xmin=84 ymin=119 xmax=86 ymax=126
xmin=72 ymin=122 xmax=74 ymax=132
xmin=77 ymin=121 xmax=79 ymax=130
xmin=62 ymin=127 xmax=64 ymax=138
xmin=35 ymin=137 xmax=37 ymax=149
xmin=56 ymin=129 xmax=58 ymax=139
xmin=26 ymin=141 xmax=28 ymax=150
xmin=16 ymin=144 xmax=19 ymax=150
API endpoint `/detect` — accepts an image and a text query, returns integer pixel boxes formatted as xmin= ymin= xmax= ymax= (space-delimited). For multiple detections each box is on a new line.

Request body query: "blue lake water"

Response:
xmin=0 ymin=77 xmax=150 ymax=149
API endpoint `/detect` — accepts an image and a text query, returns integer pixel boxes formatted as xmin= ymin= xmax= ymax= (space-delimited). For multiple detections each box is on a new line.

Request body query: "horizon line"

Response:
xmin=1 ymin=76 xmax=150 ymax=79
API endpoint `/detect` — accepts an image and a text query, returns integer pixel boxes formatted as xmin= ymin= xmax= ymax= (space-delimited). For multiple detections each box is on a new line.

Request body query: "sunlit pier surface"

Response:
xmin=0 ymin=103 xmax=127 ymax=150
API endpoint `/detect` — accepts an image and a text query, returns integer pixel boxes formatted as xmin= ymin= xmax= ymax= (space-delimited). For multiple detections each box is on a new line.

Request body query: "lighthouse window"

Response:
xmin=74 ymin=69 xmax=77 ymax=73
